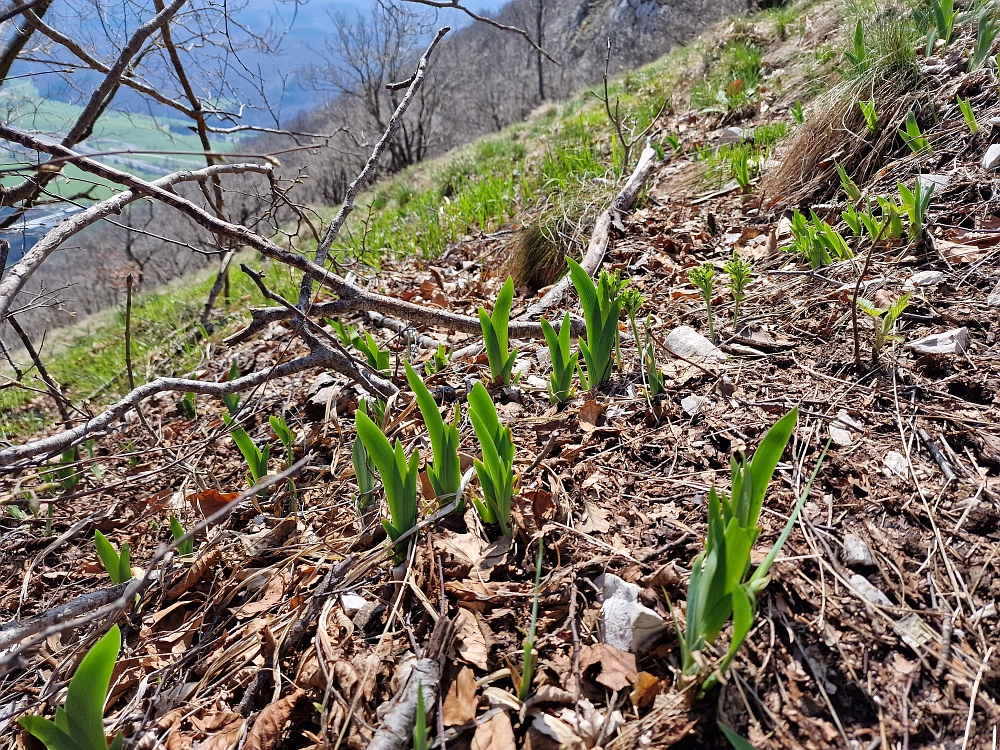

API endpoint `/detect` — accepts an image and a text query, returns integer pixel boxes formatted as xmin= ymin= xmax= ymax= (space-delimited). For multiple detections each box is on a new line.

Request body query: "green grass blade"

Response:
xmin=17 ymin=717 xmax=83 ymax=750
xmin=94 ymin=531 xmax=124 ymax=585
xmin=65 ymin=624 xmax=121 ymax=750
xmin=720 ymin=722 xmax=757 ymax=750
xmin=746 ymin=407 xmax=797 ymax=526
xmin=493 ymin=277 xmax=514 ymax=356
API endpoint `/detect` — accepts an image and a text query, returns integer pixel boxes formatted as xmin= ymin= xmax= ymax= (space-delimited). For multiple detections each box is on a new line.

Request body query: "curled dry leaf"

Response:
xmin=580 ymin=643 xmax=637 ymax=691
xmin=443 ymin=665 xmax=479 ymax=726
xmin=167 ymin=548 xmax=224 ymax=600
xmin=471 ymin=710 xmax=517 ymax=750
xmin=454 ymin=606 xmax=492 ymax=670
xmin=244 ymin=688 xmax=306 ymax=750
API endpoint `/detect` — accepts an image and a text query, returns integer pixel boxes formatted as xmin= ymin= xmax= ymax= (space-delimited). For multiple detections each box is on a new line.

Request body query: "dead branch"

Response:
xmin=0 ymin=162 xmax=272 ymax=322
xmin=5 ymin=315 xmax=72 ymax=424
xmin=367 ymin=615 xmax=454 ymax=750
xmin=0 ymin=582 xmax=131 ymax=650
xmin=300 ymin=26 xmax=450 ymax=308
xmin=402 ymin=0 xmax=558 ymax=63
xmin=522 ymin=145 xmax=657 ymax=319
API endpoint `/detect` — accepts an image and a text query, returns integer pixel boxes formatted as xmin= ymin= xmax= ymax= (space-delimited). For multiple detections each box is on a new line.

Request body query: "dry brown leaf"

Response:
xmin=186 ymin=489 xmax=240 ymax=519
xmin=455 ymin=606 xmax=492 ymax=669
xmin=578 ymin=399 xmax=606 ymax=432
xmin=630 ymin=671 xmax=661 ymax=709
xmin=166 ymin=549 xmax=223 ymax=599
xmin=471 ymin=710 xmax=516 ymax=750
xmin=443 ymin=666 xmax=479 ymax=726
xmin=580 ymin=643 xmax=637 ymax=691
xmin=180 ymin=707 xmax=245 ymax=750
xmin=578 ymin=502 xmax=610 ymax=534
xmin=244 ymin=688 xmax=305 ymax=750
xmin=236 ymin=568 xmax=292 ymax=616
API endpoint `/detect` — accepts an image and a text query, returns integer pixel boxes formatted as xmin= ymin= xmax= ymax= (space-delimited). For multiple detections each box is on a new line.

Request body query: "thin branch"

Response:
xmin=402 ymin=0 xmax=558 ymax=63
xmin=0 ymin=0 xmax=48 ymax=24
xmin=5 ymin=315 xmax=72 ymax=424
xmin=299 ymin=25 xmax=450 ymax=308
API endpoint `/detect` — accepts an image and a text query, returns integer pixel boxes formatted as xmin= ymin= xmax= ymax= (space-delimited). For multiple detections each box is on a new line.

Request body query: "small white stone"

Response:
xmin=903 ymin=270 xmax=944 ymax=290
xmin=663 ymin=326 xmax=727 ymax=364
xmin=983 ymin=144 xmax=1000 ymax=170
xmin=681 ymin=395 xmax=705 ymax=416
xmin=595 ymin=573 xmax=666 ymax=652
xmin=836 ymin=409 xmax=864 ymax=431
xmin=988 ymin=279 xmax=1000 ymax=307
xmin=340 ymin=593 xmax=368 ymax=617
xmin=906 ymin=327 xmax=969 ymax=355
xmin=524 ymin=374 xmax=549 ymax=390
xmin=850 ymin=574 xmax=893 ymax=607
xmin=720 ymin=126 xmax=748 ymax=144
xmin=842 ymin=534 xmax=875 ymax=568
xmin=829 ymin=424 xmax=853 ymax=446
xmin=884 ymin=450 xmax=909 ymax=479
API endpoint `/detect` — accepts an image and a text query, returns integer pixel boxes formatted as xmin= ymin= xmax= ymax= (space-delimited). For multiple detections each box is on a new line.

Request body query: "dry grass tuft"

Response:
xmin=506 ymin=219 xmax=570 ymax=293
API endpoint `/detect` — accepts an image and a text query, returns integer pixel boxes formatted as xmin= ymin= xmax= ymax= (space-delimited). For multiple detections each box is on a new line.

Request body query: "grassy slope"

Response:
xmin=0 ymin=0 xmax=829 ymax=439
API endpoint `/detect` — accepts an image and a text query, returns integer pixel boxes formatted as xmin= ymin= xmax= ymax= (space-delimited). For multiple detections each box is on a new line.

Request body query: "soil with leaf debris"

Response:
xmin=3 ymin=5 xmax=1000 ymax=750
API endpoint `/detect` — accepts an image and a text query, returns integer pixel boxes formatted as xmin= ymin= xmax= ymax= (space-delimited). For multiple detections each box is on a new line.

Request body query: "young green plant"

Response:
xmin=621 ymin=288 xmax=663 ymax=399
xmin=723 ymin=252 xmax=752 ymax=328
xmin=897 ymin=180 xmax=934 ymax=240
xmin=224 ymin=416 xmax=270 ymax=487
xmin=352 ymin=401 xmax=376 ymax=511
xmin=95 ymin=531 xmax=131 ymax=584
xmin=468 ymin=381 xmax=515 ymax=536
xmin=836 ymin=163 xmax=862 ymax=202
xmin=423 ymin=343 xmax=451 ymax=376
xmin=688 ymin=263 xmax=716 ymax=341
xmin=973 ymin=8 xmax=998 ymax=69
xmin=517 ymin=537 xmax=544 ymax=702
xmin=568 ymin=259 xmax=626 ymax=389
xmin=859 ymin=100 xmax=878 ymax=132
xmin=19 ymin=625 xmax=124 ymax=750
xmin=678 ymin=408 xmax=822 ymax=690
xmin=957 ymin=96 xmax=979 ymax=134
xmin=857 ymin=294 xmax=910 ymax=364
xmin=405 ymin=362 xmax=461 ymax=508
xmin=899 ymin=111 xmax=931 ymax=154
xmin=413 ymin=684 xmax=429 ymax=750
xmin=539 ymin=312 xmax=578 ymax=404
xmin=355 ymin=405 xmax=419 ymax=561
xmin=169 ymin=517 xmax=194 ymax=557
xmin=790 ymin=100 xmax=805 ymax=124
xmin=221 ymin=358 xmax=241 ymax=416
xmin=479 ymin=277 xmax=518 ymax=385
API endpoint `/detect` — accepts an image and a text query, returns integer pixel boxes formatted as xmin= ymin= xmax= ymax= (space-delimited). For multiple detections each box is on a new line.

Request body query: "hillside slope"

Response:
xmin=3 ymin=1 xmax=1000 ymax=749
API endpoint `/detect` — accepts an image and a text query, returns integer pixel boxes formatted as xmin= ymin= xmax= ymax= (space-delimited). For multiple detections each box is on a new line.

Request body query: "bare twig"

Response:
xmin=6 ymin=315 xmax=71 ymax=424
xmin=300 ymin=26 xmax=450 ymax=308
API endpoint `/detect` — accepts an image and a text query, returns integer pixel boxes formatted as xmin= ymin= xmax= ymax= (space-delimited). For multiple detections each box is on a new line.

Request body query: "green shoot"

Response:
xmin=790 ymin=100 xmax=805 ymax=124
xmin=468 ymin=381 xmax=515 ymax=536
xmin=405 ymin=362 xmax=462 ymax=508
xmin=723 ymin=252 xmax=752 ymax=328
xmin=663 ymin=133 xmax=682 ymax=153
xmin=844 ymin=19 xmax=868 ymax=72
xmin=859 ymin=100 xmax=878 ymax=132
xmin=169 ymin=516 xmax=194 ymax=557
xmin=413 ymin=684 xmax=429 ymax=750
xmin=568 ymin=259 xmax=626 ymax=390
xmin=423 ymin=343 xmax=451 ymax=376
xmin=224 ymin=415 xmax=270 ymax=486
xmin=539 ymin=312 xmax=578 ymax=404
xmin=843 ymin=203 xmax=863 ymax=236
xmin=720 ymin=723 xmax=758 ymax=750
xmin=478 ymin=277 xmax=518 ymax=385
xmin=179 ymin=391 xmax=197 ymax=419
xmin=812 ymin=211 xmax=854 ymax=261
xmin=678 ymin=409 xmax=816 ymax=689
xmin=926 ymin=0 xmax=958 ymax=47
xmin=95 ymin=531 xmax=131 ymax=585
xmin=269 ymin=416 xmax=295 ymax=468
xmin=957 ymin=96 xmax=979 ymax=134
xmin=897 ymin=180 xmax=934 ymax=240
xmin=875 ymin=197 xmax=905 ymax=239
xmin=355 ymin=405 xmax=419 ymax=562
xmin=19 ymin=625 xmax=124 ymax=750
xmin=84 ymin=440 xmax=102 ymax=480
xmin=642 ymin=320 xmax=664 ymax=398
xmin=221 ymin=358 xmax=241 ymax=416
xmin=857 ymin=294 xmax=910 ymax=364
xmin=518 ymin=537 xmax=544 ymax=702
xmin=973 ymin=8 xmax=998 ymax=69
xmin=688 ymin=263 xmax=716 ymax=342
xmin=899 ymin=111 xmax=931 ymax=154
xmin=354 ymin=331 xmax=392 ymax=374
xmin=788 ymin=208 xmax=829 ymax=268
xmin=352 ymin=401 xmax=376 ymax=511
xmin=40 ymin=449 xmax=82 ymax=494
xmin=731 ymin=148 xmax=752 ymax=192
xmin=835 ymin=163 xmax=862 ymax=202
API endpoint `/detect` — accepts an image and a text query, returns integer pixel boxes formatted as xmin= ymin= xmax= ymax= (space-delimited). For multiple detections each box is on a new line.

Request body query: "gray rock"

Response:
xmin=983 ymin=144 xmax=1000 ymax=170
xmin=903 ymin=270 xmax=944 ymax=290
xmin=884 ymin=450 xmax=909 ymax=479
xmin=842 ymin=534 xmax=875 ymax=568
xmin=850 ymin=574 xmax=893 ymax=607
xmin=663 ymin=326 xmax=727 ymax=364
xmin=917 ymin=174 xmax=949 ymax=193
xmin=906 ymin=327 xmax=969 ymax=355
xmin=829 ymin=423 xmax=853 ymax=446
xmin=988 ymin=279 xmax=1000 ymax=307
xmin=595 ymin=573 xmax=666 ymax=652
xmin=720 ymin=126 xmax=748 ymax=144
